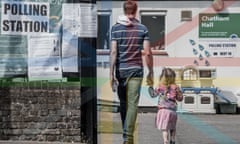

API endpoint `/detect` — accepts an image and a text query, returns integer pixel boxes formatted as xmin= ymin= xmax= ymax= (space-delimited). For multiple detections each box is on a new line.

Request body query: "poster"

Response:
xmin=62 ymin=35 xmax=78 ymax=72
xmin=28 ymin=33 xmax=62 ymax=81
xmin=62 ymin=3 xmax=97 ymax=37
xmin=61 ymin=3 xmax=97 ymax=72
xmin=1 ymin=1 xmax=49 ymax=35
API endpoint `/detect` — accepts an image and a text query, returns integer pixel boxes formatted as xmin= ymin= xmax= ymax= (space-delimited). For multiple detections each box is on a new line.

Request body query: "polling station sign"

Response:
xmin=1 ymin=1 xmax=49 ymax=35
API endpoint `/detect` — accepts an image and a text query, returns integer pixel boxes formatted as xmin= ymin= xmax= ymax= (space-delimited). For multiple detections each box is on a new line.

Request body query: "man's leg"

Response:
xmin=117 ymin=79 xmax=127 ymax=141
xmin=125 ymin=77 xmax=142 ymax=144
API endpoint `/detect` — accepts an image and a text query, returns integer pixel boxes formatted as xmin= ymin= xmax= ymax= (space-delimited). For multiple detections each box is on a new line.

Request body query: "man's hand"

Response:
xmin=146 ymin=71 xmax=154 ymax=87
xmin=110 ymin=75 xmax=119 ymax=92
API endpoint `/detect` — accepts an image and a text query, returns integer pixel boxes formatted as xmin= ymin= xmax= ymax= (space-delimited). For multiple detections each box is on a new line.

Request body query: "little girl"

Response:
xmin=149 ymin=68 xmax=183 ymax=144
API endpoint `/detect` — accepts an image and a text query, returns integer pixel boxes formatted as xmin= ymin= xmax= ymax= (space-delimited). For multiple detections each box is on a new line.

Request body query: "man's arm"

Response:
xmin=110 ymin=41 xmax=118 ymax=90
xmin=143 ymin=40 xmax=154 ymax=86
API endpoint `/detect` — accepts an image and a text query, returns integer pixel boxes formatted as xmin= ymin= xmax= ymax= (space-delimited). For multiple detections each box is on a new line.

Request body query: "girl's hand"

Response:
xmin=176 ymin=86 xmax=183 ymax=101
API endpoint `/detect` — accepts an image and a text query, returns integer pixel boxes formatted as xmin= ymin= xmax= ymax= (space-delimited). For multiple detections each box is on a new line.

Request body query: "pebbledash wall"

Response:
xmin=0 ymin=81 xmax=81 ymax=142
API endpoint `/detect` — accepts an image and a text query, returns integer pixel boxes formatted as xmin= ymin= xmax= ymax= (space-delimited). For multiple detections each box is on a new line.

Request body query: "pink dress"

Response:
xmin=155 ymin=84 xmax=183 ymax=130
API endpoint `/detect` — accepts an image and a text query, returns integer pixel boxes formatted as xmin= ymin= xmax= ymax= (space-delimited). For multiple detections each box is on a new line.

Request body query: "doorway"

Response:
xmin=140 ymin=10 xmax=166 ymax=50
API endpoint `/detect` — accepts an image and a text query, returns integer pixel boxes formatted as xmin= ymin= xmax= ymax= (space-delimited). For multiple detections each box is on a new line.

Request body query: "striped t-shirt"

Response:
xmin=111 ymin=18 xmax=150 ymax=75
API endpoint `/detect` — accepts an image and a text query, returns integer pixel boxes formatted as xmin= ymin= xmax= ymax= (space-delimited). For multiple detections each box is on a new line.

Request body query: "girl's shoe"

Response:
xmin=170 ymin=141 xmax=175 ymax=144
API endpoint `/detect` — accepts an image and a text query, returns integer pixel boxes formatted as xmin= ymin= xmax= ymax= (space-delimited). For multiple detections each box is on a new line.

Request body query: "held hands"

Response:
xmin=176 ymin=86 xmax=182 ymax=95
xmin=148 ymin=86 xmax=158 ymax=98
xmin=175 ymin=86 xmax=183 ymax=101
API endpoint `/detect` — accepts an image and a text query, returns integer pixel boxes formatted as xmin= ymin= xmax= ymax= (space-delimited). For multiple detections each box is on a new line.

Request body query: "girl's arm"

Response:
xmin=176 ymin=86 xmax=183 ymax=101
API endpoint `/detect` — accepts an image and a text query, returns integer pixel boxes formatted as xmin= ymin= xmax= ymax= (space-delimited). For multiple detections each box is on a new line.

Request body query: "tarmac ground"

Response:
xmin=98 ymin=111 xmax=240 ymax=144
xmin=0 ymin=112 xmax=239 ymax=144
xmin=0 ymin=142 xmax=83 ymax=144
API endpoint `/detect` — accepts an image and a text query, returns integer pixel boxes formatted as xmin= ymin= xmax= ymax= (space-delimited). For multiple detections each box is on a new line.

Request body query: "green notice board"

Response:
xmin=199 ymin=13 xmax=240 ymax=38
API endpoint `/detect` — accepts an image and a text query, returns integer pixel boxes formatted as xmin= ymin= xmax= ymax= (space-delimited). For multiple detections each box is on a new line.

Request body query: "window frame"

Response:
xmin=182 ymin=68 xmax=198 ymax=81
xmin=97 ymin=10 xmax=112 ymax=51
xmin=139 ymin=10 xmax=167 ymax=51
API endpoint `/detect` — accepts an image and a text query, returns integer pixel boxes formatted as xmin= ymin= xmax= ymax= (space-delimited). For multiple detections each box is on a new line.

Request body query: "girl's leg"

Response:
xmin=170 ymin=129 xmax=176 ymax=144
xmin=162 ymin=130 xmax=169 ymax=144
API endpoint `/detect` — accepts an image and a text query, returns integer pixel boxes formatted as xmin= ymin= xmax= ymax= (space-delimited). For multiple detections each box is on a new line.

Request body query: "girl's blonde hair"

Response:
xmin=159 ymin=67 xmax=176 ymax=86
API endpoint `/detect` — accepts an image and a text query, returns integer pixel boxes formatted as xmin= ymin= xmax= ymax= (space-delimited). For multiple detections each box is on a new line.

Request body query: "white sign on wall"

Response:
xmin=62 ymin=35 xmax=78 ymax=72
xmin=199 ymin=40 xmax=239 ymax=58
xmin=1 ymin=1 xmax=49 ymax=35
xmin=62 ymin=3 xmax=97 ymax=37
xmin=207 ymin=42 xmax=238 ymax=57
xmin=28 ymin=34 xmax=62 ymax=81
xmin=61 ymin=3 xmax=97 ymax=72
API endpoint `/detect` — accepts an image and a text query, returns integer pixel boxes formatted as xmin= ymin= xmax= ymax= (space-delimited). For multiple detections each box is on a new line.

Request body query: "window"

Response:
xmin=181 ymin=10 xmax=192 ymax=21
xmin=199 ymin=70 xmax=212 ymax=78
xmin=184 ymin=96 xmax=194 ymax=104
xmin=140 ymin=11 xmax=166 ymax=50
xmin=182 ymin=68 xmax=198 ymax=80
xmin=97 ymin=10 xmax=111 ymax=50
xmin=201 ymin=97 xmax=211 ymax=104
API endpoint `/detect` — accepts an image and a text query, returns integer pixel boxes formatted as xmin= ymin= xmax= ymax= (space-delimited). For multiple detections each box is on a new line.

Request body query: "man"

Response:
xmin=109 ymin=1 xmax=154 ymax=144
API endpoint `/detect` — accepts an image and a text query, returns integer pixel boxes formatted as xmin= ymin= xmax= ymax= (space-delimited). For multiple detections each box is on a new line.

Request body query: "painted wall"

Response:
xmin=96 ymin=1 xmax=240 ymax=106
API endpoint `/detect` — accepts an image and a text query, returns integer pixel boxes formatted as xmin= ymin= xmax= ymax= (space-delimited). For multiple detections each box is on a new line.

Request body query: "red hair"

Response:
xmin=123 ymin=0 xmax=138 ymax=15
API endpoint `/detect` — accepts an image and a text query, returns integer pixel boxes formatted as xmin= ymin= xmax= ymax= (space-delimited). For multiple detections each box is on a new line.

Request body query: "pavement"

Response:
xmin=98 ymin=112 xmax=240 ymax=144
xmin=1 ymin=112 xmax=240 ymax=144
xmin=0 ymin=142 xmax=84 ymax=144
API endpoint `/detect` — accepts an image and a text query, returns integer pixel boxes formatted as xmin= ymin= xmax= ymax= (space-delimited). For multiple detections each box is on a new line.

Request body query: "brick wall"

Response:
xmin=0 ymin=82 xmax=82 ymax=143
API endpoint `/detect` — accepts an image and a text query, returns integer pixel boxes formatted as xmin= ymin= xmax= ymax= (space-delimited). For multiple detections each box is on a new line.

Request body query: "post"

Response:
xmin=65 ymin=0 xmax=97 ymax=143
xmin=78 ymin=0 xmax=97 ymax=144
xmin=80 ymin=37 xmax=97 ymax=144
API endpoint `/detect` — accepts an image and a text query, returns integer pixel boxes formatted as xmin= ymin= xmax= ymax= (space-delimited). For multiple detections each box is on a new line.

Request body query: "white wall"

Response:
xmin=96 ymin=1 xmax=240 ymax=103
xmin=97 ymin=1 xmax=240 ymax=56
